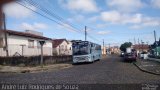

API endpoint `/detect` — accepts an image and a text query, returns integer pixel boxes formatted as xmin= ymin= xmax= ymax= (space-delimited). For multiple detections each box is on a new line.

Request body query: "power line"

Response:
xmin=22 ymin=0 xmax=83 ymax=33
xmin=17 ymin=0 xmax=101 ymax=43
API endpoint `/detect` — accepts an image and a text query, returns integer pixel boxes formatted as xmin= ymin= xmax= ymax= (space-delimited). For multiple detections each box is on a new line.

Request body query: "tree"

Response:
xmin=120 ymin=42 xmax=132 ymax=52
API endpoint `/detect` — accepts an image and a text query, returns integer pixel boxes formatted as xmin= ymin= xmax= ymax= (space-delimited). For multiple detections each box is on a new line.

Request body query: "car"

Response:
xmin=124 ymin=53 xmax=136 ymax=62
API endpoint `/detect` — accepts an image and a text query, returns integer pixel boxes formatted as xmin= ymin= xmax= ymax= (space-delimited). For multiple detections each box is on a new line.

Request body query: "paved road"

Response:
xmin=0 ymin=55 xmax=160 ymax=84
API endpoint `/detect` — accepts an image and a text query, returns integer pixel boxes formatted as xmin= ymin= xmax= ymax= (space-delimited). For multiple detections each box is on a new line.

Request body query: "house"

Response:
xmin=105 ymin=46 xmax=120 ymax=54
xmin=0 ymin=30 xmax=53 ymax=56
xmin=132 ymin=44 xmax=150 ymax=56
xmin=102 ymin=46 xmax=106 ymax=55
xmin=110 ymin=46 xmax=120 ymax=54
xmin=52 ymin=39 xmax=72 ymax=55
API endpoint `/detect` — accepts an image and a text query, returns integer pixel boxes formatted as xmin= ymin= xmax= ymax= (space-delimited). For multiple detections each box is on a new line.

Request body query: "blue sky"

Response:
xmin=2 ymin=0 xmax=160 ymax=46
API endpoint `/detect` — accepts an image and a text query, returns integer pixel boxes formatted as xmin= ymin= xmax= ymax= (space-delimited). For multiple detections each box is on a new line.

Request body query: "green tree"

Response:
xmin=120 ymin=42 xmax=132 ymax=52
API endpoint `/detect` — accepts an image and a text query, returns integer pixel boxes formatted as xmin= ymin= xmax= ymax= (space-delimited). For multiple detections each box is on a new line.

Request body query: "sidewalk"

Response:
xmin=0 ymin=63 xmax=72 ymax=73
xmin=133 ymin=59 xmax=160 ymax=75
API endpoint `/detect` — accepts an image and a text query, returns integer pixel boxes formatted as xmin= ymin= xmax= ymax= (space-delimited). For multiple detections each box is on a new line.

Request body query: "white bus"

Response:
xmin=72 ymin=40 xmax=102 ymax=64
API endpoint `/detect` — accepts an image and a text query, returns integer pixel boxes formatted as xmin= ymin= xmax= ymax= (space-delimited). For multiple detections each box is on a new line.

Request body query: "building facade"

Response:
xmin=52 ymin=39 xmax=72 ymax=55
xmin=0 ymin=30 xmax=52 ymax=56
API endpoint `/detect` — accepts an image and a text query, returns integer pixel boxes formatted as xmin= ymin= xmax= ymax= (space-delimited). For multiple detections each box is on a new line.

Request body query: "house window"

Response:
xmin=28 ymin=39 xmax=34 ymax=48
xmin=0 ymin=38 xmax=3 ymax=48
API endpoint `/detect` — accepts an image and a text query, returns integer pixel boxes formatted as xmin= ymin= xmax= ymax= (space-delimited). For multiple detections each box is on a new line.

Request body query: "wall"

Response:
xmin=0 ymin=55 xmax=72 ymax=66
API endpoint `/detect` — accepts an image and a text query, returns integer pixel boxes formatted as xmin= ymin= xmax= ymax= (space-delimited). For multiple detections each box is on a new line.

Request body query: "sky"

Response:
xmin=2 ymin=0 xmax=160 ymax=46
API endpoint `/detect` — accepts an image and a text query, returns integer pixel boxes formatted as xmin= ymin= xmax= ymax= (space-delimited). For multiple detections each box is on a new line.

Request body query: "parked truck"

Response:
xmin=124 ymin=47 xmax=136 ymax=62
xmin=126 ymin=48 xmax=131 ymax=53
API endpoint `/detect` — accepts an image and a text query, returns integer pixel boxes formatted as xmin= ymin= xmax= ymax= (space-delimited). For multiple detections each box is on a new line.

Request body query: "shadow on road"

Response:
xmin=72 ymin=60 xmax=100 ymax=65
xmin=122 ymin=60 xmax=136 ymax=63
xmin=117 ymin=56 xmax=136 ymax=63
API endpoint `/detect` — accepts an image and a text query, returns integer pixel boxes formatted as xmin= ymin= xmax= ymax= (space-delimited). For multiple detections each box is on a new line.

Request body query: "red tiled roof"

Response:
xmin=52 ymin=39 xmax=68 ymax=48
xmin=132 ymin=44 xmax=149 ymax=50
xmin=1 ymin=30 xmax=52 ymax=40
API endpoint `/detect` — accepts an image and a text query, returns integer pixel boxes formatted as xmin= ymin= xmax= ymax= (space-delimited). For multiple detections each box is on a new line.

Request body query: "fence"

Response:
xmin=0 ymin=44 xmax=52 ymax=56
xmin=0 ymin=55 xmax=72 ymax=66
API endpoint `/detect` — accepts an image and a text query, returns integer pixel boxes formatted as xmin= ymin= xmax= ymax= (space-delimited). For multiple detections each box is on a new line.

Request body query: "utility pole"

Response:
xmin=103 ymin=39 xmax=104 ymax=55
xmin=154 ymin=30 xmax=157 ymax=43
xmin=141 ymin=41 xmax=144 ymax=52
xmin=138 ymin=38 xmax=140 ymax=58
xmin=0 ymin=0 xmax=16 ymax=30
xmin=141 ymin=40 xmax=143 ymax=52
xmin=3 ymin=13 xmax=9 ymax=57
xmin=0 ymin=5 xmax=3 ymax=30
xmin=154 ymin=30 xmax=157 ymax=56
xmin=134 ymin=37 xmax=136 ymax=45
xmin=109 ymin=43 xmax=110 ymax=54
xmin=85 ymin=26 xmax=87 ymax=41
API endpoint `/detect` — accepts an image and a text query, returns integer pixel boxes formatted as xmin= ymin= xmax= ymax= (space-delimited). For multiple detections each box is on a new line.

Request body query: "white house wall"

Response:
xmin=53 ymin=41 xmax=72 ymax=55
xmin=67 ymin=42 xmax=72 ymax=55
xmin=0 ymin=34 xmax=52 ymax=56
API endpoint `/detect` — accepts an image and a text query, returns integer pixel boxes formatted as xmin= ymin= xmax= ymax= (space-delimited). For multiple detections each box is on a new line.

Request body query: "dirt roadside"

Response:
xmin=0 ymin=63 xmax=73 ymax=73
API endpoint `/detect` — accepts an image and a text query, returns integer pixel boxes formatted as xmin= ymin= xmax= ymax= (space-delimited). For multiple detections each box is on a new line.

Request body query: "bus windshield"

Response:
xmin=73 ymin=44 xmax=89 ymax=55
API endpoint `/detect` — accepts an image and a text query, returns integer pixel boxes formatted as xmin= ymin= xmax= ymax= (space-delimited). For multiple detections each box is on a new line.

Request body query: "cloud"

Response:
xmin=59 ymin=0 xmax=99 ymax=13
xmin=88 ymin=16 xmax=99 ymax=22
xmin=129 ymin=25 xmax=142 ymax=29
xmin=20 ymin=22 xmax=48 ymax=30
xmin=96 ymin=23 xmax=107 ymax=28
xmin=100 ymin=10 xmax=142 ymax=24
xmin=100 ymin=10 xmax=160 ymax=29
xmin=97 ymin=31 xmax=111 ymax=35
xmin=130 ymin=17 xmax=160 ymax=29
xmin=101 ymin=11 xmax=122 ymax=23
xmin=3 ymin=2 xmax=36 ymax=18
xmin=67 ymin=15 xmax=85 ymax=23
xmin=106 ymin=0 xmax=144 ymax=12
xmin=151 ymin=0 xmax=160 ymax=9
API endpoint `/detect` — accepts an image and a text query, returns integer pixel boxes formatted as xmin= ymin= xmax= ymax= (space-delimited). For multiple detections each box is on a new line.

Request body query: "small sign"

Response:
xmin=39 ymin=41 xmax=45 ymax=46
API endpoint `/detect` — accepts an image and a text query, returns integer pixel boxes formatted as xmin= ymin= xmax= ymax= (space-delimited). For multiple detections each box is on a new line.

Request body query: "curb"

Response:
xmin=133 ymin=62 xmax=160 ymax=76
xmin=0 ymin=64 xmax=72 ymax=73
xmin=148 ymin=58 xmax=160 ymax=63
xmin=0 ymin=68 xmax=48 ymax=73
